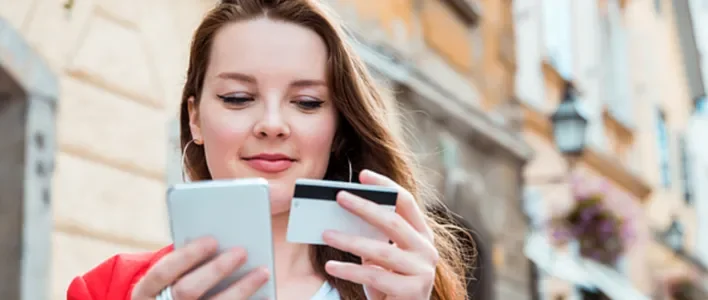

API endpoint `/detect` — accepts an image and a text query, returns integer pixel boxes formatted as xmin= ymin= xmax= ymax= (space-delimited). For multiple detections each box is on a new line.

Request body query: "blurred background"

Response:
xmin=0 ymin=0 xmax=707 ymax=299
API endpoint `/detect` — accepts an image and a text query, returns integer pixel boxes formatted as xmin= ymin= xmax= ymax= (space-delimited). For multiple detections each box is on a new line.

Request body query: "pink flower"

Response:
xmin=581 ymin=206 xmax=598 ymax=221
xmin=600 ymin=220 xmax=614 ymax=233
xmin=552 ymin=228 xmax=569 ymax=241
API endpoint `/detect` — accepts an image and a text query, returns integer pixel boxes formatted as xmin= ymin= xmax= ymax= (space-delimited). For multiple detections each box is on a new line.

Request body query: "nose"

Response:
xmin=253 ymin=104 xmax=291 ymax=139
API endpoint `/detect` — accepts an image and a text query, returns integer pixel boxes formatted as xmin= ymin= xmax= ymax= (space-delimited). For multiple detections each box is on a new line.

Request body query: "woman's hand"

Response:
xmin=131 ymin=237 xmax=270 ymax=300
xmin=322 ymin=170 xmax=439 ymax=300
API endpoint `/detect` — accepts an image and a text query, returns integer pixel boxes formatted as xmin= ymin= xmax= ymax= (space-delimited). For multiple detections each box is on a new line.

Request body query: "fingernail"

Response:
xmin=325 ymin=260 xmax=344 ymax=272
xmin=257 ymin=267 xmax=270 ymax=281
xmin=360 ymin=169 xmax=374 ymax=178
xmin=362 ymin=169 xmax=381 ymax=178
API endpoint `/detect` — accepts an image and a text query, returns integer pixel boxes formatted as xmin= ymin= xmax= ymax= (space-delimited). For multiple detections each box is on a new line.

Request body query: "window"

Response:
xmin=603 ymin=0 xmax=634 ymax=125
xmin=656 ymin=109 xmax=672 ymax=187
xmin=541 ymin=0 xmax=573 ymax=78
xmin=513 ymin=0 xmax=545 ymax=107
xmin=679 ymin=134 xmax=694 ymax=204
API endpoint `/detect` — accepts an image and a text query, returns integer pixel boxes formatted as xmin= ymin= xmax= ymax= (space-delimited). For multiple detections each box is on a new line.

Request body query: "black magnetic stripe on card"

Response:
xmin=293 ymin=184 xmax=397 ymax=206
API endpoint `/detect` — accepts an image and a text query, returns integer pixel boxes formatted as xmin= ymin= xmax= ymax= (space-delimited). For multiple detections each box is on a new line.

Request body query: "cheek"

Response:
xmin=200 ymin=110 xmax=252 ymax=176
xmin=295 ymin=115 xmax=337 ymax=164
xmin=204 ymin=116 xmax=249 ymax=143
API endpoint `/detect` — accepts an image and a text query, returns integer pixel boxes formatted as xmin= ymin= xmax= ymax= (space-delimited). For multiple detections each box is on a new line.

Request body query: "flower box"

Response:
xmin=549 ymin=178 xmax=635 ymax=265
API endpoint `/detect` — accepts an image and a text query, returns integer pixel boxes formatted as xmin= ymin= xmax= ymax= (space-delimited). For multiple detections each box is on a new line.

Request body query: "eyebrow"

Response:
xmin=216 ymin=72 xmax=327 ymax=88
xmin=217 ymin=72 xmax=257 ymax=83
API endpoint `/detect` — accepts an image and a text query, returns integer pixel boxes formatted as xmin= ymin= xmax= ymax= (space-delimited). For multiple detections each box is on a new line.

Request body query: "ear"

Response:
xmin=187 ymin=96 xmax=203 ymax=144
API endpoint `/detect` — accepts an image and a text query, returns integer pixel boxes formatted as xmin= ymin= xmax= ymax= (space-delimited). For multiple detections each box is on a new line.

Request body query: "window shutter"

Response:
xmin=679 ymin=134 xmax=694 ymax=204
xmin=514 ymin=0 xmax=545 ymax=108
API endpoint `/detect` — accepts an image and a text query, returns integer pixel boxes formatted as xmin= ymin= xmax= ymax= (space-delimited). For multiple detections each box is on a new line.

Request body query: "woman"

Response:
xmin=67 ymin=0 xmax=470 ymax=299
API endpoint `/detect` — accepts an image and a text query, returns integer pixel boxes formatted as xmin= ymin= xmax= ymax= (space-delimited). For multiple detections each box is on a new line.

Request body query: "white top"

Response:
xmin=311 ymin=282 xmax=340 ymax=300
xmin=310 ymin=281 xmax=371 ymax=300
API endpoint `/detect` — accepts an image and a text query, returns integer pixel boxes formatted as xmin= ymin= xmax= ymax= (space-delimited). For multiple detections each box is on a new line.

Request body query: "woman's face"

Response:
xmin=189 ymin=17 xmax=337 ymax=215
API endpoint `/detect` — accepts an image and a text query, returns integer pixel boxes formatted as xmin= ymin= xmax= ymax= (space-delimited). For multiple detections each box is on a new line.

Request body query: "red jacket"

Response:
xmin=66 ymin=245 xmax=174 ymax=300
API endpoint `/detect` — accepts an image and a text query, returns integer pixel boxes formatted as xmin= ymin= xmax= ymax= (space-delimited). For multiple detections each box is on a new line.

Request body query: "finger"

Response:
xmin=337 ymin=190 xmax=427 ymax=251
xmin=359 ymin=170 xmax=433 ymax=241
xmin=211 ymin=267 xmax=271 ymax=300
xmin=325 ymin=261 xmax=411 ymax=296
xmin=132 ymin=237 xmax=219 ymax=297
xmin=322 ymin=230 xmax=428 ymax=275
xmin=171 ymin=248 xmax=247 ymax=300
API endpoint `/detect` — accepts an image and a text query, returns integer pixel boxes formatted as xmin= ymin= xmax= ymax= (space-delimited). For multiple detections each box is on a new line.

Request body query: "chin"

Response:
xmin=266 ymin=178 xmax=295 ymax=216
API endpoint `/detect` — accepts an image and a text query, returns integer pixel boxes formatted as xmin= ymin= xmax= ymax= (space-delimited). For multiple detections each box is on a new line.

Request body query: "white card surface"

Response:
xmin=286 ymin=179 xmax=398 ymax=245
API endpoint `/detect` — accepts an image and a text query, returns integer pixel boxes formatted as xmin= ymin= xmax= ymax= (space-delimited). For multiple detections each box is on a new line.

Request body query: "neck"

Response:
xmin=270 ymin=212 xmax=315 ymax=281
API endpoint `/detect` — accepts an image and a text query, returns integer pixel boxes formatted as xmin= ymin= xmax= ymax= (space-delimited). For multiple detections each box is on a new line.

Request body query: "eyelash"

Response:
xmin=295 ymin=99 xmax=324 ymax=110
xmin=217 ymin=95 xmax=324 ymax=110
xmin=217 ymin=95 xmax=253 ymax=105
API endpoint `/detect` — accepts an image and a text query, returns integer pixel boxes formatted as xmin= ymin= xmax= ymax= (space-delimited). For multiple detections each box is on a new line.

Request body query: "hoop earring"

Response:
xmin=347 ymin=156 xmax=353 ymax=183
xmin=181 ymin=139 xmax=198 ymax=183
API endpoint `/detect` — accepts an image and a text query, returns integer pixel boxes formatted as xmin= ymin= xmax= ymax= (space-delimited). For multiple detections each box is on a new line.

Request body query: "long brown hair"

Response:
xmin=179 ymin=1 xmax=471 ymax=299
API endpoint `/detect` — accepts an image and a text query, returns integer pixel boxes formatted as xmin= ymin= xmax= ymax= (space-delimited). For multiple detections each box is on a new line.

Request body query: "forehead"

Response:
xmin=207 ymin=18 xmax=329 ymax=80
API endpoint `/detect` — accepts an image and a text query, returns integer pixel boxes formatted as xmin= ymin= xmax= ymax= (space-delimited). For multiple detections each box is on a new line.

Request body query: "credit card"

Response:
xmin=286 ymin=178 xmax=398 ymax=245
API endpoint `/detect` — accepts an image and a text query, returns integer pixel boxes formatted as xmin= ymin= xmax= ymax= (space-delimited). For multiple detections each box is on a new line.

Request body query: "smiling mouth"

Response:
xmin=242 ymin=154 xmax=296 ymax=173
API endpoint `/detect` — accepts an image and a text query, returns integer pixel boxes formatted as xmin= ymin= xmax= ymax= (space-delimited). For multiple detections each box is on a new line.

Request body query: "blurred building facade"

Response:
xmin=517 ymin=0 xmax=650 ymax=298
xmin=631 ymin=0 xmax=708 ymax=298
xmin=0 ymin=0 xmax=535 ymax=300
xmin=518 ymin=0 xmax=708 ymax=299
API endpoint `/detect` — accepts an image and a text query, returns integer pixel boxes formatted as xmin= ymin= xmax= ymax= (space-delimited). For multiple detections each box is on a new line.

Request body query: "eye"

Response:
xmin=217 ymin=94 xmax=254 ymax=106
xmin=293 ymin=98 xmax=324 ymax=111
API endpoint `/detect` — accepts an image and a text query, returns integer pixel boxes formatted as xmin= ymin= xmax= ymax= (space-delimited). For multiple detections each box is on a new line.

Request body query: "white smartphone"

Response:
xmin=286 ymin=178 xmax=398 ymax=245
xmin=166 ymin=178 xmax=276 ymax=300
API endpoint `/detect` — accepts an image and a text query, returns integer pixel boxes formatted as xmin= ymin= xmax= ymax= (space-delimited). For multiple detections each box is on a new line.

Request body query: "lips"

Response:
xmin=242 ymin=153 xmax=295 ymax=173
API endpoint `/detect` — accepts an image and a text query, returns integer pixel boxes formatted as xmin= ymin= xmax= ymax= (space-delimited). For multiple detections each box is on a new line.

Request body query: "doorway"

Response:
xmin=0 ymin=62 xmax=28 ymax=300
xmin=0 ymin=16 xmax=58 ymax=300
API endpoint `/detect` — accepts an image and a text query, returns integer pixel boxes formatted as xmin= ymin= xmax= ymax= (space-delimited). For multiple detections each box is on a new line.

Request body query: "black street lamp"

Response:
xmin=527 ymin=81 xmax=591 ymax=300
xmin=550 ymin=81 xmax=589 ymax=157
xmin=664 ymin=217 xmax=685 ymax=253
xmin=526 ymin=81 xmax=589 ymax=186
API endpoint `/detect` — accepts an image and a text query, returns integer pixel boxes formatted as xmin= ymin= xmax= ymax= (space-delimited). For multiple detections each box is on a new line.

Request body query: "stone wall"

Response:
xmin=0 ymin=1 xmax=213 ymax=298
